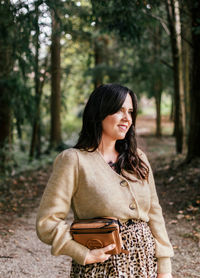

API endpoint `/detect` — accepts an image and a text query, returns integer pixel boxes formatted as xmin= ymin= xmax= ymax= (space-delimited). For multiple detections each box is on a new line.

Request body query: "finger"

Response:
xmin=99 ymin=254 xmax=111 ymax=263
xmin=105 ymin=254 xmax=111 ymax=260
xmin=102 ymin=243 xmax=116 ymax=253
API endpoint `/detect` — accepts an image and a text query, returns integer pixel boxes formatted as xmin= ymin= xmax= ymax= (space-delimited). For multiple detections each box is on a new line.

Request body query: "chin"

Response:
xmin=116 ymin=134 xmax=126 ymax=140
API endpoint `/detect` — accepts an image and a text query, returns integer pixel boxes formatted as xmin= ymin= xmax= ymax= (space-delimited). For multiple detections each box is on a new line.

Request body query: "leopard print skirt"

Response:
xmin=70 ymin=219 xmax=157 ymax=278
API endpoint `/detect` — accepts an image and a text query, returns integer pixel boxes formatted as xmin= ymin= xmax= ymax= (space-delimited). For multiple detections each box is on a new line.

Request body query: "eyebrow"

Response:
xmin=121 ymin=107 xmax=133 ymax=111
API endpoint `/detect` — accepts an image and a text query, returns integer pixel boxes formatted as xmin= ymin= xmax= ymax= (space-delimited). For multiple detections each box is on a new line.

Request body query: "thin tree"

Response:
xmin=29 ymin=1 xmax=49 ymax=159
xmin=50 ymin=7 xmax=62 ymax=149
xmin=0 ymin=1 xmax=14 ymax=172
xmin=181 ymin=1 xmax=191 ymax=135
xmin=29 ymin=1 xmax=41 ymax=159
xmin=186 ymin=0 xmax=200 ymax=160
xmin=165 ymin=0 xmax=186 ymax=153
xmin=152 ymin=24 xmax=163 ymax=137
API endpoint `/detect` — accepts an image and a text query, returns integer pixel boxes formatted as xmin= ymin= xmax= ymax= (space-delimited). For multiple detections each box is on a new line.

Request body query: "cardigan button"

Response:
xmin=120 ymin=180 xmax=128 ymax=187
xmin=129 ymin=203 xmax=136 ymax=210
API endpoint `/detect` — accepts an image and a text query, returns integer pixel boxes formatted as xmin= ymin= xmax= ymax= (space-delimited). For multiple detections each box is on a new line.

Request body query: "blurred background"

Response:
xmin=1 ymin=0 xmax=200 ymax=178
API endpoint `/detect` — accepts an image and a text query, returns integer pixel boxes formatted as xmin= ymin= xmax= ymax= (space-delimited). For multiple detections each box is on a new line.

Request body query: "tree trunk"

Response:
xmin=29 ymin=2 xmax=41 ymax=159
xmin=0 ymin=1 xmax=14 ymax=173
xmin=155 ymin=86 xmax=162 ymax=137
xmin=94 ymin=39 xmax=103 ymax=88
xmin=170 ymin=95 xmax=174 ymax=120
xmin=175 ymin=0 xmax=186 ymax=153
xmin=153 ymin=24 xmax=162 ymax=137
xmin=93 ymin=35 xmax=108 ymax=89
xmin=50 ymin=8 xmax=62 ymax=149
xmin=29 ymin=57 xmax=48 ymax=159
xmin=0 ymin=90 xmax=12 ymax=172
xmin=165 ymin=0 xmax=186 ymax=153
xmin=186 ymin=1 xmax=200 ymax=160
xmin=181 ymin=1 xmax=192 ymax=137
xmin=91 ymin=1 xmax=104 ymax=89
xmin=30 ymin=1 xmax=49 ymax=159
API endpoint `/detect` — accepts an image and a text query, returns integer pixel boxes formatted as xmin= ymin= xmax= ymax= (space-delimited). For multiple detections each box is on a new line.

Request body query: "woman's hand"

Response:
xmin=157 ymin=274 xmax=173 ymax=278
xmin=84 ymin=244 xmax=116 ymax=264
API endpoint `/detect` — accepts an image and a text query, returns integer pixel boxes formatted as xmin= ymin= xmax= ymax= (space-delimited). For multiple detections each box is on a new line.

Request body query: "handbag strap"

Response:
xmin=72 ymin=218 xmax=120 ymax=228
xmin=93 ymin=218 xmax=120 ymax=228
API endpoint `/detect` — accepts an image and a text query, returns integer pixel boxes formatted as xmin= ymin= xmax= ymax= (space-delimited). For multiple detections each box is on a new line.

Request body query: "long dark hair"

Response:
xmin=74 ymin=84 xmax=149 ymax=182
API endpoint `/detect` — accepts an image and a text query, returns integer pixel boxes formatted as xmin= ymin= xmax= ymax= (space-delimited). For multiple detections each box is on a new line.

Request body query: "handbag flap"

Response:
xmin=70 ymin=217 xmax=119 ymax=230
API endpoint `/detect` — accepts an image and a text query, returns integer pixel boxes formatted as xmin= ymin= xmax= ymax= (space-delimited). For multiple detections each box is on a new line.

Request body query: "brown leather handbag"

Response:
xmin=70 ymin=217 xmax=128 ymax=255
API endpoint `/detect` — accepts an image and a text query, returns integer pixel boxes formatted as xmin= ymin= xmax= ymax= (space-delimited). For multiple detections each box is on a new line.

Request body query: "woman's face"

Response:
xmin=101 ymin=93 xmax=133 ymax=142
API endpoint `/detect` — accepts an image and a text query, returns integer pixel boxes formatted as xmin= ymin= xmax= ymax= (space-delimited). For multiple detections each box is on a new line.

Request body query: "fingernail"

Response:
xmin=111 ymin=244 xmax=116 ymax=248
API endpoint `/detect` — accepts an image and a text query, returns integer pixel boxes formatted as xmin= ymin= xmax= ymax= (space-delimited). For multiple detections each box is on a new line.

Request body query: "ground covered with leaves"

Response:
xmin=143 ymin=135 xmax=200 ymax=278
xmin=0 ymin=129 xmax=200 ymax=277
xmin=0 ymin=167 xmax=50 ymax=218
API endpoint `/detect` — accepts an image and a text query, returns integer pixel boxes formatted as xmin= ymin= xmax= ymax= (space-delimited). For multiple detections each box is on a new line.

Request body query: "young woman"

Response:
xmin=36 ymin=84 xmax=174 ymax=278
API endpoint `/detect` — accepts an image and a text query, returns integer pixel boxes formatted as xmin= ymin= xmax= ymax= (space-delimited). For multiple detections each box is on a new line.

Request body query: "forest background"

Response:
xmin=0 ymin=1 xmax=200 ymax=277
xmin=0 ymin=0 xmax=200 ymax=177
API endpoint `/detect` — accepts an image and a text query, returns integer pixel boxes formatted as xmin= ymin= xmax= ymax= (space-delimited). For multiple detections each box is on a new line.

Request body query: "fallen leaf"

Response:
xmin=187 ymin=205 xmax=198 ymax=212
xmin=173 ymin=245 xmax=178 ymax=249
xmin=168 ymin=176 xmax=174 ymax=182
xmin=19 ymin=176 xmax=26 ymax=181
xmin=177 ymin=214 xmax=184 ymax=220
xmin=169 ymin=220 xmax=178 ymax=224
xmin=193 ymin=232 xmax=200 ymax=239
xmin=185 ymin=215 xmax=194 ymax=220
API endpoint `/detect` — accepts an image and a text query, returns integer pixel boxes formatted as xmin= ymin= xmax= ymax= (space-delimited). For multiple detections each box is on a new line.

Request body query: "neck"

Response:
xmin=98 ymin=135 xmax=118 ymax=162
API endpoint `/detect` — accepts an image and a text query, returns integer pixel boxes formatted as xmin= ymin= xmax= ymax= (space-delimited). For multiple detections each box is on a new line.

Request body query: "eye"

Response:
xmin=117 ymin=108 xmax=124 ymax=113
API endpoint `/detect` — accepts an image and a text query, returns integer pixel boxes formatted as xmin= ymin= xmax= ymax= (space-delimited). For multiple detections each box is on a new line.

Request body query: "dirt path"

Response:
xmin=0 ymin=208 xmax=72 ymax=278
xmin=0 ymin=117 xmax=199 ymax=278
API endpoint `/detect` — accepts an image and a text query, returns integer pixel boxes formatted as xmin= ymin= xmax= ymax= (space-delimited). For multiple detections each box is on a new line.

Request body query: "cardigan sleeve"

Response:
xmin=36 ymin=149 xmax=90 ymax=265
xmin=139 ymin=149 xmax=174 ymax=274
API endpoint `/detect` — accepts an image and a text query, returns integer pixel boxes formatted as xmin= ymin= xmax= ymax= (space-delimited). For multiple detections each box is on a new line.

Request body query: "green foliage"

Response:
xmin=161 ymin=93 xmax=172 ymax=116
xmin=91 ymin=0 xmax=148 ymax=42
xmin=0 ymin=145 xmax=57 ymax=182
xmin=0 ymin=0 xmax=176 ymax=177
xmin=62 ymin=113 xmax=82 ymax=146
xmin=1 ymin=72 xmax=34 ymax=122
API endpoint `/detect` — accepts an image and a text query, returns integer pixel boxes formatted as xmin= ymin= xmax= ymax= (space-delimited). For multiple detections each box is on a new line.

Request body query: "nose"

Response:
xmin=122 ymin=111 xmax=132 ymax=122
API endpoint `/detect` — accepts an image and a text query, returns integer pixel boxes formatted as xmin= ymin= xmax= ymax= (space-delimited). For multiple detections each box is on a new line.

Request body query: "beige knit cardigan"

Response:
xmin=36 ymin=148 xmax=174 ymax=273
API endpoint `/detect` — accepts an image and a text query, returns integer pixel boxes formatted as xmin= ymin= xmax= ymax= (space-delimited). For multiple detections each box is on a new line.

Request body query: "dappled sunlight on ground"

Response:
xmin=136 ymin=114 xmax=174 ymax=136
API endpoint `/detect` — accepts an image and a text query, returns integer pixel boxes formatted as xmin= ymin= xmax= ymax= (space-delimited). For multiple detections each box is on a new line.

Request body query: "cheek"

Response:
xmin=102 ymin=115 xmax=119 ymax=131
